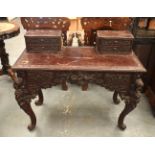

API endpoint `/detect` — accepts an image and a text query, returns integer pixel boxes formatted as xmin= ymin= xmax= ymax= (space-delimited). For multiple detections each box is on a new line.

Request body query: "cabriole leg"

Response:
xmin=118 ymin=76 xmax=143 ymax=130
xmin=14 ymin=77 xmax=37 ymax=131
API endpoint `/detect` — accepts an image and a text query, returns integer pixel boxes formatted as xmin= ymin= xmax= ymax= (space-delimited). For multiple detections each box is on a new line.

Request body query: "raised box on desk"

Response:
xmin=25 ymin=30 xmax=62 ymax=52
xmin=96 ymin=30 xmax=134 ymax=54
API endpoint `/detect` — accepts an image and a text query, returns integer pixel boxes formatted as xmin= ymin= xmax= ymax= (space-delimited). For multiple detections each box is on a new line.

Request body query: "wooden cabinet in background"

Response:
xmin=133 ymin=17 xmax=155 ymax=115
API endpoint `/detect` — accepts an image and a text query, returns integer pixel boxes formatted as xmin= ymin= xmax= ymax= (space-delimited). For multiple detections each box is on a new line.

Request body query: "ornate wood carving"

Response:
xmin=13 ymin=70 xmax=143 ymax=131
xmin=13 ymin=72 xmax=38 ymax=130
xmin=21 ymin=17 xmax=70 ymax=46
xmin=81 ymin=17 xmax=133 ymax=46
xmin=118 ymin=74 xmax=143 ymax=130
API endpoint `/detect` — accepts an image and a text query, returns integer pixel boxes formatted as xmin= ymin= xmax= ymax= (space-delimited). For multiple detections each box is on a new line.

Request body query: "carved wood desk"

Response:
xmin=13 ymin=47 xmax=146 ymax=131
xmin=0 ymin=21 xmax=20 ymax=80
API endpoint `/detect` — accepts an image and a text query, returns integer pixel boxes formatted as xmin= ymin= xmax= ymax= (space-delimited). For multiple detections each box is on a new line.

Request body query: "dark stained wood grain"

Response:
xmin=13 ymin=47 xmax=146 ymax=72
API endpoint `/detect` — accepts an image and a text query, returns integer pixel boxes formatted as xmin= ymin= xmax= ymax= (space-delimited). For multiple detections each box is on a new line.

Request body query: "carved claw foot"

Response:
xmin=113 ymin=91 xmax=120 ymax=104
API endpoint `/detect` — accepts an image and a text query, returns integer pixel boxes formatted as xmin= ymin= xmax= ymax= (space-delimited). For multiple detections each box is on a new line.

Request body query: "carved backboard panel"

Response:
xmin=21 ymin=17 xmax=71 ymax=46
xmin=81 ymin=17 xmax=133 ymax=46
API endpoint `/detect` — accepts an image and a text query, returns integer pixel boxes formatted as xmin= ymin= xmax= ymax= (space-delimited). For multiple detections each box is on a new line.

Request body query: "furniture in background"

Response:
xmin=132 ymin=17 xmax=155 ymax=116
xmin=0 ymin=18 xmax=20 ymax=81
xmin=13 ymin=17 xmax=145 ymax=131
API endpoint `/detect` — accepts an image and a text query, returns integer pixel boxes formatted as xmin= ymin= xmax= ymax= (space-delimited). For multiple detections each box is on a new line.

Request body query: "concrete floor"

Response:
xmin=0 ymin=19 xmax=155 ymax=137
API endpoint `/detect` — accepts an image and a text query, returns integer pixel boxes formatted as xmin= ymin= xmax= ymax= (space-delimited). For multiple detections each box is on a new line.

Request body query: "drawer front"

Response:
xmin=97 ymin=39 xmax=132 ymax=53
xmin=26 ymin=38 xmax=60 ymax=44
xmin=99 ymin=45 xmax=132 ymax=52
xmin=101 ymin=39 xmax=131 ymax=46
xmin=25 ymin=37 xmax=61 ymax=52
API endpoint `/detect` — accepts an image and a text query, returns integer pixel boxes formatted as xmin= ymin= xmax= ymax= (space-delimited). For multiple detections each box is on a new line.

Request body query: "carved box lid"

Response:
xmin=97 ymin=30 xmax=134 ymax=40
xmin=25 ymin=29 xmax=61 ymax=38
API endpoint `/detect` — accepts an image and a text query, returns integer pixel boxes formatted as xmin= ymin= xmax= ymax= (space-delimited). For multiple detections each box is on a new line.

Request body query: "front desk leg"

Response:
xmin=118 ymin=76 xmax=143 ymax=130
xmin=118 ymin=98 xmax=137 ymax=130
xmin=14 ymin=77 xmax=37 ymax=131
xmin=19 ymin=100 xmax=36 ymax=131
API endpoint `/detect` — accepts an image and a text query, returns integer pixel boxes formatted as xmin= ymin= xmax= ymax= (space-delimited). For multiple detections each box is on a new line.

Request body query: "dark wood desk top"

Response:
xmin=13 ymin=47 xmax=146 ymax=72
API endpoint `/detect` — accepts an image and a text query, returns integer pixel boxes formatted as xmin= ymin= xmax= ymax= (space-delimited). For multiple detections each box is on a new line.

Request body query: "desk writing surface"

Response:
xmin=13 ymin=47 xmax=146 ymax=72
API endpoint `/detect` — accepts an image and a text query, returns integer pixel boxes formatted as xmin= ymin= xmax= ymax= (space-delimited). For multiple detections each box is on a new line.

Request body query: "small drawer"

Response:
xmin=26 ymin=43 xmax=61 ymax=52
xmin=25 ymin=30 xmax=62 ymax=53
xmin=101 ymin=39 xmax=131 ymax=46
xmin=25 ymin=38 xmax=60 ymax=44
xmin=25 ymin=37 xmax=62 ymax=52
xmin=99 ymin=44 xmax=132 ymax=53
xmin=96 ymin=30 xmax=134 ymax=54
xmin=96 ymin=39 xmax=132 ymax=53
